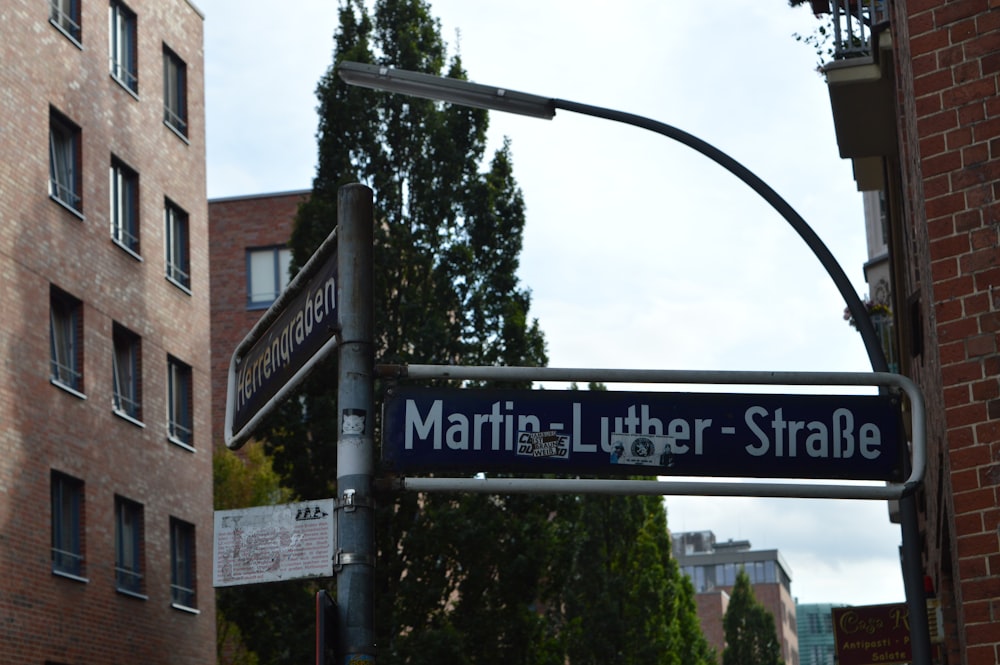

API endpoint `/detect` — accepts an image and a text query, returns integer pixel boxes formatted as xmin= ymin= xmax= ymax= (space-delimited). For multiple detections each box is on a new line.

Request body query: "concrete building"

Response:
xmin=0 ymin=1 xmax=214 ymax=662
xmin=673 ymin=530 xmax=799 ymax=665
xmin=809 ymin=0 xmax=999 ymax=662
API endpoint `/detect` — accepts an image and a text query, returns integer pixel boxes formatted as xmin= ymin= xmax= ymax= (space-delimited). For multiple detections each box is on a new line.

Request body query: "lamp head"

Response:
xmin=338 ymin=61 xmax=556 ymax=120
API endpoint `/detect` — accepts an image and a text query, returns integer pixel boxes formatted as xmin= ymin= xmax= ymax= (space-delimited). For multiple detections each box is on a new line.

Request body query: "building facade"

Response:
xmin=673 ymin=530 xmax=799 ymax=665
xmin=810 ymin=0 xmax=1000 ymax=662
xmin=0 ymin=1 xmax=214 ymax=662
xmin=796 ymin=602 xmax=842 ymax=665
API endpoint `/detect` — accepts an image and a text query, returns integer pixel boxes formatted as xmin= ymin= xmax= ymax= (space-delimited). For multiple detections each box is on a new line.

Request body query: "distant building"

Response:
xmin=0 ymin=1 xmax=214 ymax=662
xmin=796 ymin=602 xmax=843 ymax=665
xmin=673 ymin=530 xmax=799 ymax=665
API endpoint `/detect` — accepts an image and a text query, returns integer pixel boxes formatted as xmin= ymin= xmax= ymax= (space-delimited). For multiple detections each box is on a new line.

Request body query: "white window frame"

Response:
xmin=112 ymin=323 xmax=142 ymax=423
xmin=49 ymin=0 xmax=82 ymax=45
xmin=49 ymin=109 xmax=82 ymax=215
xmin=165 ymin=201 xmax=191 ymax=292
xmin=167 ymin=355 xmax=193 ymax=449
xmin=247 ymin=245 xmax=292 ymax=309
xmin=114 ymin=495 xmax=145 ymax=597
xmin=162 ymin=46 xmax=187 ymax=137
xmin=51 ymin=471 xmax=86 ymax=580
xmin=110 ymin=158 xmax=140 ymax=257
xmin=170 ymin=518 xmax=197 ymax=611
xmin=50 ymin=286 xmax=84 ymax=394
xmin=109 ymin=1 xmax=138 ymax=93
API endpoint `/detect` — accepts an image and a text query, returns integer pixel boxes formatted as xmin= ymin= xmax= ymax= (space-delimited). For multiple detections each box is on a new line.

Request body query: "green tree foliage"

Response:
xmin=220 ymin=1 xmax=713 ymax=663
xmin=213 ymin=443 xmax=316 ymax=665
xmin=722 ymin=568 xmax=784 ymax=665
xmin=554 ymin=495 xmax=715 ymax=665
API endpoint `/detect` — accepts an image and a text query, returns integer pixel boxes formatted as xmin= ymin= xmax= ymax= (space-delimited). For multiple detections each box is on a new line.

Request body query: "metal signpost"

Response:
xmin=222 ymin=184 xmax=376 ymax=665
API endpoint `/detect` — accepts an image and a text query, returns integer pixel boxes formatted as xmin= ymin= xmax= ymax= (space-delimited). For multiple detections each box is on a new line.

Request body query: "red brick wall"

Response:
xmin=695 ymin=583 xmax=798 ymax=664
xmin=208 ymin=191 xmax=306 ymax=448
xmin=894 ymin=1 xmax=1000 ymax=663
xmin=0 ymin=1 xmax=214 ymax=662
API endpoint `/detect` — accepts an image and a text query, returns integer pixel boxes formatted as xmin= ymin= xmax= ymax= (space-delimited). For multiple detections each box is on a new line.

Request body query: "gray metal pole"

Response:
xmin=335 ymin=184 xmax=376 ymax=664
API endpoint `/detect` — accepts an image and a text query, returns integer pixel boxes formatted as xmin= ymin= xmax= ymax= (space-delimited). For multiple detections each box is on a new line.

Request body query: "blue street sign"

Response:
xmin=225 ymin=229 xmax=339 ymax=449
xmin=382 ymin=387 xmax=904 ymax=480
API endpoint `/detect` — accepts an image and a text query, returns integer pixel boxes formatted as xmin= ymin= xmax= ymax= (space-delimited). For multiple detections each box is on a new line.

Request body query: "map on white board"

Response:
xmin=213 ymin=499 xmax=335 ymax=587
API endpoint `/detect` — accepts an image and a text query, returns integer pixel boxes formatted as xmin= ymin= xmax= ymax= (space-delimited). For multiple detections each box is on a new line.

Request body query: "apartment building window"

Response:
xmin=110 ymin=158 xmax=140 ymax=255
xmin=51 ymin=471 xmax=85 ymax=579
xmin=50 ymin=286 xmax=84 ymax=394
xmin=50 ymin=0 xmax=81 ymax=44
xmin=163 ymin=46 xmax=187 ymax=137
xmin=114 ymin=496 xmax=144 ymax=596
xmin=167 ymin=355 xmax=193 ymax=447
xmin=109 ymin=1 xmax=138 ymax=93
xmin=49 ymin=109 xmax=82 ymax=214
xmin=165 ymin=201 xmax=190 ymax=291
xmin=247 ymin=246 xmax=292 ymax=308
xmin=112 ymin=323 xmax=142 ymax=421
xmin=170 ymin=518 xmax=196 ymax=610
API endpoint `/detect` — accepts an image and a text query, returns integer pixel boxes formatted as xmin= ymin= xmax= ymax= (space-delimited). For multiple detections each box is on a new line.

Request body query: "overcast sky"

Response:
xmin=201 ymin=0 xmax=907 ymax=607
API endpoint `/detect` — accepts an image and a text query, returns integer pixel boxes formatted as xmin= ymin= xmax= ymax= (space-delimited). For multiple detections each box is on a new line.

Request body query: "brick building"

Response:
xmin=208 ymin=190 xmax=306 ymax=446
xmin=0 ymin=1 xmax=214 ymax=662
xmin=811 ymin=0 xmax=1000 ymax=662
xmin=673 ymin=530 xmax=799 ymax=665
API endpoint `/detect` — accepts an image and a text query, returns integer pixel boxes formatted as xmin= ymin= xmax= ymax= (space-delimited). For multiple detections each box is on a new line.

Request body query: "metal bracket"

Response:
xmin=333 ymin=549 xmax=375 ymax=572
xmin=335 ymin=489 xmax=374 ymax=513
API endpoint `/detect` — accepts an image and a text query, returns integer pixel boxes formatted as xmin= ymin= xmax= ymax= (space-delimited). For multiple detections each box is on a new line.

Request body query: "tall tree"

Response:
xmin=722 ymin=568 xmax=784 ymax=665
xmin=258 ymin=1 xmax=553 ymax=663
xmin=227 ymin=2 xmax=712 ymax=664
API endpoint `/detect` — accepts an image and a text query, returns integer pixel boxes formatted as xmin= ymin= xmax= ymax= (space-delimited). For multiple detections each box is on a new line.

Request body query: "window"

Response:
xmin=170 ymin=518 xmax=196 ymax=609
xmin=113 ymin=323 xmax=142 ymax=421
xmin=50 ymin=286 xmax=84 ymax=393
xmin=165 ymin=201 xmax=190 ymax=290
xmin=167 ymin=355 xmax=193 ymax=447
xmin=50 ymin=0 xmax=81 ymax=44
xmin=247 ymin=246 xmax=292 ymax=308
xmin=110 ymin=158 xmax=140 ymax=255
xmin=163 ymin=46 xmax=187 ymax=136
xmin=49 ymin=109 xmax=82 ymax=214
xmin=109 ymin=1 xmax=138 ymax=93
xmin=51 ymin=471 xmax=85 ymax=579
xmin=114 ymin=496 xmax=144 ymax=595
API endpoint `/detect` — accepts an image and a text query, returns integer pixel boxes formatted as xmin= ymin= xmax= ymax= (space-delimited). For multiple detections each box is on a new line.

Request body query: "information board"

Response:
xmin=214 ymin=499 xmax=335 ymax=587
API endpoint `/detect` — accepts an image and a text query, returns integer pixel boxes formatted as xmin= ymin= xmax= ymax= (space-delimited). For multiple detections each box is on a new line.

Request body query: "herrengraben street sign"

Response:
xmin=382 ymin=386 xmax=903 ymax=480
xmin=225 ymin=228 xmax=339 ymax=450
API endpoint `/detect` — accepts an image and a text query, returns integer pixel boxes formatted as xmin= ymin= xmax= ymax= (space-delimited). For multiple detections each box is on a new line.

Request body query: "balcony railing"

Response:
xmin=823 ymin=0 xmax=890 ymax=59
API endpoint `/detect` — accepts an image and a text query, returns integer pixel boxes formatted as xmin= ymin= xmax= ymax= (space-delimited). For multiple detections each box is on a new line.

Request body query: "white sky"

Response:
xmin=201 ymin=0 xmax=906 ymax=607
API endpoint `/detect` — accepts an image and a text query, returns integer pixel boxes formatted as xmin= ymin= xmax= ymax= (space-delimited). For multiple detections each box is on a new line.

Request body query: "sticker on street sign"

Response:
xmin=381 ymin=387 xmax=903 ymax=480
xmin=225 ymin=229 xmax=339 ymax=449
xmin=213 ymin=499 xmax=335 ymax=587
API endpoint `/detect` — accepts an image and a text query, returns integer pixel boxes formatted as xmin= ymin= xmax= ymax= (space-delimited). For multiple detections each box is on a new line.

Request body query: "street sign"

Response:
xmin=225 ymin=228 xmax=339 ymax=449
xmin=832 ymin=603 xmax=913 ymax=665
xmin=382 ymin=386 xmax=903 ymax=480
xmin=213 ymin=499 xmax=335 ymax=587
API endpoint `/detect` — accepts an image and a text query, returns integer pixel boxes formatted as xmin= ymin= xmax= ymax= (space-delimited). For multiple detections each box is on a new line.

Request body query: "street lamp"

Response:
xmin=339 ymin=61 xmax=889 ymax=373
xmin=339 ymin=60 xmax=930 ymax=665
